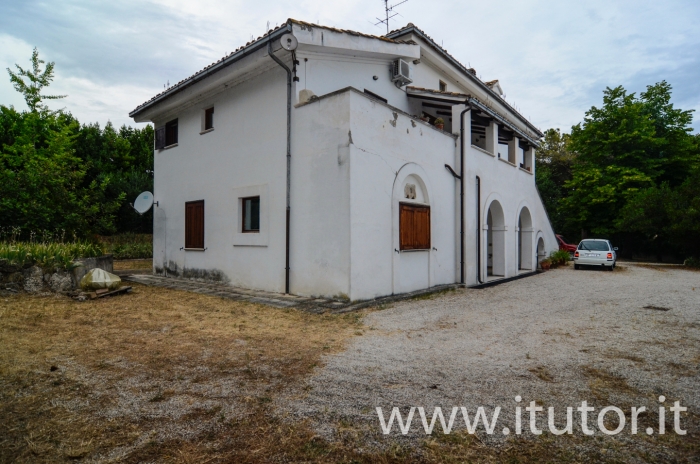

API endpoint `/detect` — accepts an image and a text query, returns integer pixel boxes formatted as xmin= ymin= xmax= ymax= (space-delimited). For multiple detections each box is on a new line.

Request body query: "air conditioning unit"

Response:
xmin=391 ymin=59 xmax=413 ymax=86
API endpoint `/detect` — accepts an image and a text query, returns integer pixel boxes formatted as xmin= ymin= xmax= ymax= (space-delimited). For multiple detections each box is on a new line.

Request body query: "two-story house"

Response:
xmin=129 ymin=19 xmax=558 ymax=301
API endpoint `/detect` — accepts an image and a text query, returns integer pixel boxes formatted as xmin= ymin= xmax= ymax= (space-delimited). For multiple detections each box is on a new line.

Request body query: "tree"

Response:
xmin=535 ymin=128 xmax=575 ymax=236
xmin=559 ymin=82 xmax=698 ymax=251
xmin=0 ymin=49 xmax=123 ymax=237
xmin=7 ymin=47 xmax=66 ymax=112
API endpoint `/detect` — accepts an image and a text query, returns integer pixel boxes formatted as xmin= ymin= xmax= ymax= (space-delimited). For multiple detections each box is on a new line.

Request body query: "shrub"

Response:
xmin=549 ymin=249 xmax=571 ymax=267
xmin=0 ymin=241 xmax=104 ymax=270
xmin=98 ymin=234 xmax=152 ymax=259
xmin=684 ymin=257 xmax=700 ymax=268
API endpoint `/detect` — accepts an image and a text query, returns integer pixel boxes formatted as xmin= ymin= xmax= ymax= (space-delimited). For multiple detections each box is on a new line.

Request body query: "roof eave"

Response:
xmin=386 ymin=25 xmax=543 ymax=138
xmin=129 ymin=23 xmax=293 ymax=120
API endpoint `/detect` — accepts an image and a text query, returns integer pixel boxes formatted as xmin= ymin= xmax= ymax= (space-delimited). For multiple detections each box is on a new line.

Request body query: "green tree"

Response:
xmin=0 ymin=49 xmax=123 ymax=237
xmin=7 ymin=47 xmax=66 ymax=112
xmin=535 ymin=128 xmax=575 ymax=235
xmin=560 ymin=82 xmax=698 ymax=247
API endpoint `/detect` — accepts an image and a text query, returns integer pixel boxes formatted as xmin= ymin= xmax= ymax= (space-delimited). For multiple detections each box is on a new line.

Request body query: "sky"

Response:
xmin=1 ymin=0 xmax=698 ymax=132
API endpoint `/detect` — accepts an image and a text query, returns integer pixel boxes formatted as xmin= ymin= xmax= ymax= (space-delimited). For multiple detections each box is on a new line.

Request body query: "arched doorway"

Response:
xmin=518 ymin=207 xmax=533 ymax=270
xmin=486 ymin=201 xmax=505 ymax=277
xmin=393 ymin=168 xmax=432 ymax=294
xmin=536 ymin=237 xmax=545 ymax=269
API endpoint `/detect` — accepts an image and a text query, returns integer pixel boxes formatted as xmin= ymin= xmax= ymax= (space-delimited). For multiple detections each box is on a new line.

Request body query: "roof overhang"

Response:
xmin=405 ymin=87 xmax=540 ymax=147
xmin=129 ymin=24 xmax=293 ymax=121
xmin=387 ymin=25 xmax=543 ymax=139
xmin=292 ymin=22 xmax=420 ymax=60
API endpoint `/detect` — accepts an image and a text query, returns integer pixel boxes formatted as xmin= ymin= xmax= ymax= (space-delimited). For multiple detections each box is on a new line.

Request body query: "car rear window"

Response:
xmin=578 ymin=241 xmax=609 ymax=251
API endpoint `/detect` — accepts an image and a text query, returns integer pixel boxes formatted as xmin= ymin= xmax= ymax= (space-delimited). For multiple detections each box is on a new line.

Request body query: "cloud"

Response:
xmin=0 ymin=0 xmax=698 ymax=130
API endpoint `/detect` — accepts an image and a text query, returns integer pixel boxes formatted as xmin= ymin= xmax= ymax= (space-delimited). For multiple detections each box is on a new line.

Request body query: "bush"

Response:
xmin=0 ymin=241 xmax=104 ymax=270
xmin=98 ymin=233 xmax=152 ymax=259
xmin=684 ymin=257 xmax=700 ymax=268
xmin=549 ymin=249 xmax=571 ymax=267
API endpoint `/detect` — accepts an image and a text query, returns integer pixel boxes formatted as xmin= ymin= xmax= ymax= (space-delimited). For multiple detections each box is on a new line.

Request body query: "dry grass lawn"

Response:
xmin=0 ymin=285 xmax=367 ymax=462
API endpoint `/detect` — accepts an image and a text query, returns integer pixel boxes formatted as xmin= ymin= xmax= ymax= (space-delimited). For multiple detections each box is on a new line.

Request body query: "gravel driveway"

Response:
xmin=285 ymin=263 xmax=700 ymax=460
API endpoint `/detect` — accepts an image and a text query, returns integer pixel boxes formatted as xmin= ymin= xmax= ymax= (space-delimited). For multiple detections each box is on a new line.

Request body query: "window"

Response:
xmin=165 ymin=119 xmax=178 ymax=146
xmin=399 ymin=203 xmax=430 ymax=250
xmin=185 ymin=200 xmax=204 ymax=249
xmin=242 ymin=196 xmax=260 ymax=233
xmin=578 ymin=240 xmax=610 ymax=251
xmin=439 ymin=80 xmax=447 ymax=92
xmin=204 ymin=107 xmax=214 ymax=131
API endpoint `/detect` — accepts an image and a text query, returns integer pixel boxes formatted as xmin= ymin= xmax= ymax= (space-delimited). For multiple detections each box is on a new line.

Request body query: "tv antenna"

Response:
xmin=375 ymin=0 xmax=408 ymax=34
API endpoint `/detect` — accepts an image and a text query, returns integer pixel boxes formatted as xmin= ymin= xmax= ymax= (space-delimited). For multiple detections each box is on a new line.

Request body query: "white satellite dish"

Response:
xmin=132 ymin=191 xmax=155 ymax=215
xmin=280 ymin=33 xmax=298 ymax=51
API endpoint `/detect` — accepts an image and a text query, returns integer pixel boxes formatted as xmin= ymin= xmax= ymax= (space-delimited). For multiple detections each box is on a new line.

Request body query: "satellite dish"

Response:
xmin=280 ymin=33 xmax=298 ymax=51
xmin=132 ymin=191 xmax=155 ymax=215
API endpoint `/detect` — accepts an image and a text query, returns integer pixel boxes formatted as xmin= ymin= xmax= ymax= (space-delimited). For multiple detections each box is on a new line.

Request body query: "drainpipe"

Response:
xmin=268 ymin=40 xmax=293 ymax=294
xmin=458 ymin=105 xmax=472 ymax=285
xmin=476 ymin=175 xmax=483 ymax=284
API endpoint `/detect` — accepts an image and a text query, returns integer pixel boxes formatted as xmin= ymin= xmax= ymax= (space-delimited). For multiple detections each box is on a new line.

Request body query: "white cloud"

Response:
xmin=0 ymin=0 xmax=698 ymax=131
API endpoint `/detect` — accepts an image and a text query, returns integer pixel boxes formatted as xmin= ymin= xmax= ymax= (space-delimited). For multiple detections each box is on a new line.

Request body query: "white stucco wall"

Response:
xmin=291 ymin=89 xmax=458 ymax=301
xmin=152 ymin=65 xmax=290 ymax=292
xmin=453 ymin=109 xmax=558 ymax=285
xmin=144 ymin=28 xmax=558 ymax=299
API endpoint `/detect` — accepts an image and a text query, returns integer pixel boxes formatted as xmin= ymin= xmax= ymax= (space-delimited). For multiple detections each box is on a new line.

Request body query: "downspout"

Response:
xmin=476 ymin=175 xmax=483 ymax=284
xmin=268 ymin=40 xmax=293 ymax=294
xmin=458 ymin=105 xmax=472 ymax=285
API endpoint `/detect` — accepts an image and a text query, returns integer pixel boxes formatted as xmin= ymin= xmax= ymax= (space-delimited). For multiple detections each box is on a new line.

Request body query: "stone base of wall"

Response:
xmin=0 ymin=255 xmax=113 ymax=294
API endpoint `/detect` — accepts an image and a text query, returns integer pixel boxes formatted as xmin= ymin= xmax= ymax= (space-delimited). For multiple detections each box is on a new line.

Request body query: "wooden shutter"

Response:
xmin=185 ymin=200 xmax=204 ymax=249
xmin=155 ymin=127 xmax=166 ymax=149
xmin=399 ymin=203 xmax=430 ymax=250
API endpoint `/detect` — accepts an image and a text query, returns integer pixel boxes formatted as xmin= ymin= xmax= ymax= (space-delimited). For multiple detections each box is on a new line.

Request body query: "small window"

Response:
xmin=165 ymin=119 xmax=178 ymax=146
xmin=399 ymin=203 xmax=430 ymax=250
xmin=439 ymin=80 xmax=447 ymax=92
xmin=242 ymin=196 xmax=260 ymax=233
xmin=204 ymin=107 xmax=214 ymax=131
xmin=185 ymin=200 xmax=204 ymax=249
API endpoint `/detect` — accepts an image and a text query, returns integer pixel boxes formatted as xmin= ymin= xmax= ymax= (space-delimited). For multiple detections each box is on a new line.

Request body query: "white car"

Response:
xmin=573 ymin=239 xmax=618 ymax=271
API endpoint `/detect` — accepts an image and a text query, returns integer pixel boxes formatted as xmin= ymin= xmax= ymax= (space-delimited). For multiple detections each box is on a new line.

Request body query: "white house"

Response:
xmin=129 ymin=19 xmax=558 ymax=301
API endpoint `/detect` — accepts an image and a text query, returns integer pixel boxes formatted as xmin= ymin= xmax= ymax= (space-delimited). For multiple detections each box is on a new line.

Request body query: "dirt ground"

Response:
xmin=1 ymin=263 xmax=698 ymax=463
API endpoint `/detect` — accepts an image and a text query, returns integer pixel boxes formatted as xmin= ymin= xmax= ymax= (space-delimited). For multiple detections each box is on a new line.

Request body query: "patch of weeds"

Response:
xmin=529 ymin=366 xmax=553 ymax=382
xmin=581 ymin=365 xmax=640 ymax=401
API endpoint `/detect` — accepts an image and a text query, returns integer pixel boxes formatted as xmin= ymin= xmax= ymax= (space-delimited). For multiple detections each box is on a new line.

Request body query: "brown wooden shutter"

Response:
xmin=185 ymin=200 xmax=204 ymax=249
xmin=155 ymin=127 xmax=165 ymax=149
xmin=399 ymin=203 xmax=430 ymax=250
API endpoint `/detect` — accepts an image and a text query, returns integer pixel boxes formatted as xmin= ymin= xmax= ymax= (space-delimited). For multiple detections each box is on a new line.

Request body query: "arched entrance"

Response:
xmin=486 ymin=200 xmax=505 ymax=277
xmin=518 ymin=207 xmax=533 ymax=270
xmin=393 ymin=167 xmax=432 ymax=294
xmin=536 ymin=237 xmax=546 ymax=269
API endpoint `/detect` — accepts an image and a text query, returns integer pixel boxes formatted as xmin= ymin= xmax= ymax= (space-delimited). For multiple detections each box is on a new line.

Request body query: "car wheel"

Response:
xmin=608 ymin=265 xmax=614 ymax=272
xmin=574 ymin=264 xmax=579 ymax=270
